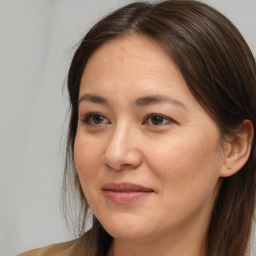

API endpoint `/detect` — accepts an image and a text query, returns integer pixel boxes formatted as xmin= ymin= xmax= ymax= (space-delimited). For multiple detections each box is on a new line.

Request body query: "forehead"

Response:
xmin=80 ymin=35 xmax=187 ymax=95
xmin=90 ymin=34 xmax=171 ymax=61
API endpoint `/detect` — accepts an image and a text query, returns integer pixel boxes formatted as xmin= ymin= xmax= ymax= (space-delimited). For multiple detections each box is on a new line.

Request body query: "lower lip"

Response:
xmin=103 ymin=190 xmax=152 ymax=204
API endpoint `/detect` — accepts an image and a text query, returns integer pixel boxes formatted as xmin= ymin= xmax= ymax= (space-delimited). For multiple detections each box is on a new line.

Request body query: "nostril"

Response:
xmin=102 ymin=149 xmax=142 ymax=171
xmin=103 ymin=159 xmax=123 ymax=171
xmin=102 ymin=130 xmax=143 ymax=170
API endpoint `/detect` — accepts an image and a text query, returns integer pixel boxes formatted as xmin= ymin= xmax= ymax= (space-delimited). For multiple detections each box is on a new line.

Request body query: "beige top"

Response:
xmin=16 ymin=240 xmax=78 ymax=256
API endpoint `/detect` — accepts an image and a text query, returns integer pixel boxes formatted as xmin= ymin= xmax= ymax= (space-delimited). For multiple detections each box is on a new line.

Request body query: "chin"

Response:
xmin=100 ymin=213 xmax=152 ymax=241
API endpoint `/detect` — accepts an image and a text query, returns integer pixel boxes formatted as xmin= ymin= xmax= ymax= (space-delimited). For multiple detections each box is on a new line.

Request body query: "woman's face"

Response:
xmin=74 ymin=35 xmax=226 ymax=243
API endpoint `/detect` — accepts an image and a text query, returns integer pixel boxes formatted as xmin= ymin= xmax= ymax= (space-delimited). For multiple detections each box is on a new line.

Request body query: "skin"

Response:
xmin=74 ymin=35 xmax=249 ymax=256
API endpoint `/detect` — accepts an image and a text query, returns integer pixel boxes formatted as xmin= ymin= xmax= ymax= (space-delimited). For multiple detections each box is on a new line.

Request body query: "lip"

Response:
xmin=102 ymin=182 xmax=154 ymax=204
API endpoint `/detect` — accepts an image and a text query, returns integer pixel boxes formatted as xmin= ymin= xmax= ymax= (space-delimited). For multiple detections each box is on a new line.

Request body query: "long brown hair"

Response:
xmin=63 ymin=1 xmax=256 ymax=255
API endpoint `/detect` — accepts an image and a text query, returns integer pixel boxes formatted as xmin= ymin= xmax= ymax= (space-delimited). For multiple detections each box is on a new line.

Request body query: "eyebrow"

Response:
xmin=135 ymin=95 xmax=187 ymax=109
xmin=79 ymin=94 xmax=109 ymax=105
xmin=78 ymin=93 xmax=187 ymax=109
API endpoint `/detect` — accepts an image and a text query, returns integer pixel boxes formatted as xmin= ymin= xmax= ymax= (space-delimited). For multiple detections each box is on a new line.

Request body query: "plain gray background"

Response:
xmin=0 ymin=0 xmax=255 ymax=255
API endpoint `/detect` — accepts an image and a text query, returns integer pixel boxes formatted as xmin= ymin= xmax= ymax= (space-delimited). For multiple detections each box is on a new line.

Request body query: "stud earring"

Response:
xmin=228 ymin=166 xmax=232 ymax=169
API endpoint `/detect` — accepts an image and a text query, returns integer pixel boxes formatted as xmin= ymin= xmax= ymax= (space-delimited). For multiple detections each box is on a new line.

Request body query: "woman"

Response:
xmin=18 ymin=0 xmax=256 ymax=255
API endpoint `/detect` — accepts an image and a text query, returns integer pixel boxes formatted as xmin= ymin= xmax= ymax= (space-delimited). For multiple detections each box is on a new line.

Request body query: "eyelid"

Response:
xmin=80 ymin=112 xmax=175 ymax=127
xmin=143 ymin=113 xmax=175 ymax=126
xmin=81 ymin=112 xmax=110 ymax=126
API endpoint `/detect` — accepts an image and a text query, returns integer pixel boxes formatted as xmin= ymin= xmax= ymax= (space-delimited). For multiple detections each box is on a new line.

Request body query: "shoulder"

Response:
xmin=16 ymin=239 xmax=79 ymax=256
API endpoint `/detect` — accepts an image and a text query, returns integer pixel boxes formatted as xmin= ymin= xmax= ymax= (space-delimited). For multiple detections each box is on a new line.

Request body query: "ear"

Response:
xmin=220 ymin=120 xmax=254 ymax=177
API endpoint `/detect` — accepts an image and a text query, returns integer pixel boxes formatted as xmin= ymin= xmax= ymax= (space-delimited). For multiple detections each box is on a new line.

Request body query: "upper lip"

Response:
xmin=102 ymin=182 xmax=154 ymax=192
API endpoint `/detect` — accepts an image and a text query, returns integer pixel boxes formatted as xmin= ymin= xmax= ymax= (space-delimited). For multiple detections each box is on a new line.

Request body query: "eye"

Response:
xmin=144 ymin=114 xmax=173 ymax=126
xmin=81 ymin=113 xmax=110 ymax=126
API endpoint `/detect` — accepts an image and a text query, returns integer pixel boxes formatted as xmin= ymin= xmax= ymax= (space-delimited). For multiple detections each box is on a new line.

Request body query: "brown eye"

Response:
xmin=144 ymin=114 xmax=173 ymax=126
xmin=92 ymin=115 xmax=105 ymax=124
xmin=82 ymin=113 xmax=110 ymax=126
xmin=150 ymin=115 xmax=164 ymax=125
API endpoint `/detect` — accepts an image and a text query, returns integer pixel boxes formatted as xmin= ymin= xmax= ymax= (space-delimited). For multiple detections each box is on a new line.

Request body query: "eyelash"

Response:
xmin=81 ymin=112 xmax=110 ymax=126
xmin=144 ymin=113 xmax=174 ymax=126
xmin=81 ymin=112 xmax=174 ymax=127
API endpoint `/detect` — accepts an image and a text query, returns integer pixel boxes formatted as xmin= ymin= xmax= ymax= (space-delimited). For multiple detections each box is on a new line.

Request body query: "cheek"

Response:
xmin=74 ymin=133 xmax=103 ymax=184
xmin=74 ymin=133 xmax=105 ymax=209
xmin=147 ymin=132 xmax=222 ymax=205
xmin=149 ymin=134 xmax=221 ymax=172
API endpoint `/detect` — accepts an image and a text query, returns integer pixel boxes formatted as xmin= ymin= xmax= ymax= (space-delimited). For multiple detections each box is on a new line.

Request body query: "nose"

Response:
xmin=102 ymin=124 xmax=143 ymax=171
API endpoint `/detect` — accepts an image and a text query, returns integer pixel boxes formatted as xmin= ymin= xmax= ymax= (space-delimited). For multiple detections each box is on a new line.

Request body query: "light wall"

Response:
xmin=0 ymin=1 xmax=255 ymax=255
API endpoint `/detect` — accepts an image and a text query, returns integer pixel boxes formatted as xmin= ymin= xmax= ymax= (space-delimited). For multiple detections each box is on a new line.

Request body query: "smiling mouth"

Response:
xmin=102 ymin=182 xmax=154 ymax=204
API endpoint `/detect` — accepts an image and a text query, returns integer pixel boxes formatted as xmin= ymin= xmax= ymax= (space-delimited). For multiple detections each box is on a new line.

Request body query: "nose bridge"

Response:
xmin=103 ymin=121 xmax=142 ymax=170
xmin=110 ymin=122 xmax=131 ymax=149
